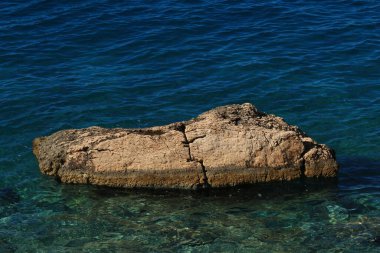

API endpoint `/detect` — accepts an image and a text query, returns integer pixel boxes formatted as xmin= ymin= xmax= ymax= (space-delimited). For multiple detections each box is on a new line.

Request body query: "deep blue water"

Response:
xmin=1 ymin=0 xmax=379 ymax=252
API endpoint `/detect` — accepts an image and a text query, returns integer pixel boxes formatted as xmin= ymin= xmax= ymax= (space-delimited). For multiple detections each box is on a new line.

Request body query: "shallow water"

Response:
xmin=0 ymin=0 xmax=379 ymax=252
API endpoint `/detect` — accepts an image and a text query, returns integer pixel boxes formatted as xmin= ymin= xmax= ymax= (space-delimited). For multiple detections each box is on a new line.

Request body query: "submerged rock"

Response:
xmin=373 ymin=236 xmax=380 ymax=245
xmin=0 ymin=188 xmax=20 ymax=204
xmin=33 ymin=103 xmax=338 ymax=189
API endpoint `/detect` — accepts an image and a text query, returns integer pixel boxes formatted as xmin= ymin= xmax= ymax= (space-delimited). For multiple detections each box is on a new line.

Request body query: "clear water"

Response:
xmin=1 ymin=0 xmax=379 ymax=252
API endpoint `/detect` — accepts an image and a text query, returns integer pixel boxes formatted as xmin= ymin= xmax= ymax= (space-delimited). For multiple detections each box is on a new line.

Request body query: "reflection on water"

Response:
xmin=0 ymin=158 xmax=379 ymax=252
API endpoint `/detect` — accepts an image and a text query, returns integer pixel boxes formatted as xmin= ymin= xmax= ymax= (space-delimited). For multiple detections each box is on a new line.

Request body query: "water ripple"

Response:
xmin=1 ymin=0 xmax=380 ymax=251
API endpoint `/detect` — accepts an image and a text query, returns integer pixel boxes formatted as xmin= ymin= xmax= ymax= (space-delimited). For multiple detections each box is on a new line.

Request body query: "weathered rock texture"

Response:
xmin=33 ymin=103 xmax=338 ymax=189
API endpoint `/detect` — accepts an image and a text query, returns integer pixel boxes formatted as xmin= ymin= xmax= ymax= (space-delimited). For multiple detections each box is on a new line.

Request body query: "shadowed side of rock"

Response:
xmin=33 ymin=103 xmax=339 ymax=190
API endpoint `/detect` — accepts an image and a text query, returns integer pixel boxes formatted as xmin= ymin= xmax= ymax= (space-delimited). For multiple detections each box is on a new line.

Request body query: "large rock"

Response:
xmin=33 ymin=103 xmax=338 ymax=189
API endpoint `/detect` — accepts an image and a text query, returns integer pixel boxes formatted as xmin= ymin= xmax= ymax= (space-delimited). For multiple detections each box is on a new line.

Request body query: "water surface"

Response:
xmin=0 ymin=0 xmax=379 ymax=252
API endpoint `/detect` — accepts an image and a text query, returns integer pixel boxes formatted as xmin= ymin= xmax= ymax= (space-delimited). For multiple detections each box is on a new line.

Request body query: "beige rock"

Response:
xmin=33 ymin=103 xmax=338 ymax=189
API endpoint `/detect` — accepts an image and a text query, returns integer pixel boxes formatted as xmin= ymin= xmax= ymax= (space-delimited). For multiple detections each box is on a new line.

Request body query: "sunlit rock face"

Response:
xmin=33 ymin=103 xmax=338 ymax=190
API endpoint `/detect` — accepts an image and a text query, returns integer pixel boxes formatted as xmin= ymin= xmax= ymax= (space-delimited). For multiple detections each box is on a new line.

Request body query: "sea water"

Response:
xmin=0 ymin=0 xmax=379 ymax=252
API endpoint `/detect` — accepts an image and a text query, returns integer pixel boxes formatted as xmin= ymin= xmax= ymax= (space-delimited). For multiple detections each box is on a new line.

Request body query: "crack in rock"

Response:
xmin=197 ymin=159 xmax=210 ymax=189
xmin=188 ymin=135 xmax=206 ymax=144
xmin=174 ymin=123 xmax=210 ymax=189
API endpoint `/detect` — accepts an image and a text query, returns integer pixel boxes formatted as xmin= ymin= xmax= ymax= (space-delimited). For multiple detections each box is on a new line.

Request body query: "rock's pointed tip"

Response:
xmin=242 ymin=102 xmax=254 ymax=107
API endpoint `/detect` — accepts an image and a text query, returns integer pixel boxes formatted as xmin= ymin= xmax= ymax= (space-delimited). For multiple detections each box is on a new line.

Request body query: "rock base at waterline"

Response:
xmin=33 ymin=103 xmax=338 ymax=190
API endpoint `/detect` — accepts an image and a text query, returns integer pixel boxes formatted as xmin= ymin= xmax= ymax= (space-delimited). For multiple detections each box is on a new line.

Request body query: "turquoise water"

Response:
xmin=1 ymin=0 xmax=379 ymax=251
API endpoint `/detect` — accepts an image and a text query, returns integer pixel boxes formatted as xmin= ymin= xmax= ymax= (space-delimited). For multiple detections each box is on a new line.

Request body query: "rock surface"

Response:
xmin=33 ymin=103 xmax=338 ymax=189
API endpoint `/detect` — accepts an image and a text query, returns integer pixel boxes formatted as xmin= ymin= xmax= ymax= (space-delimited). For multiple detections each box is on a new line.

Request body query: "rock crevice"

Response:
xmin=173 ymin=123 xmax=210 ymax=189
xmin=33 ymin=103 xmax=339 ymax=190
